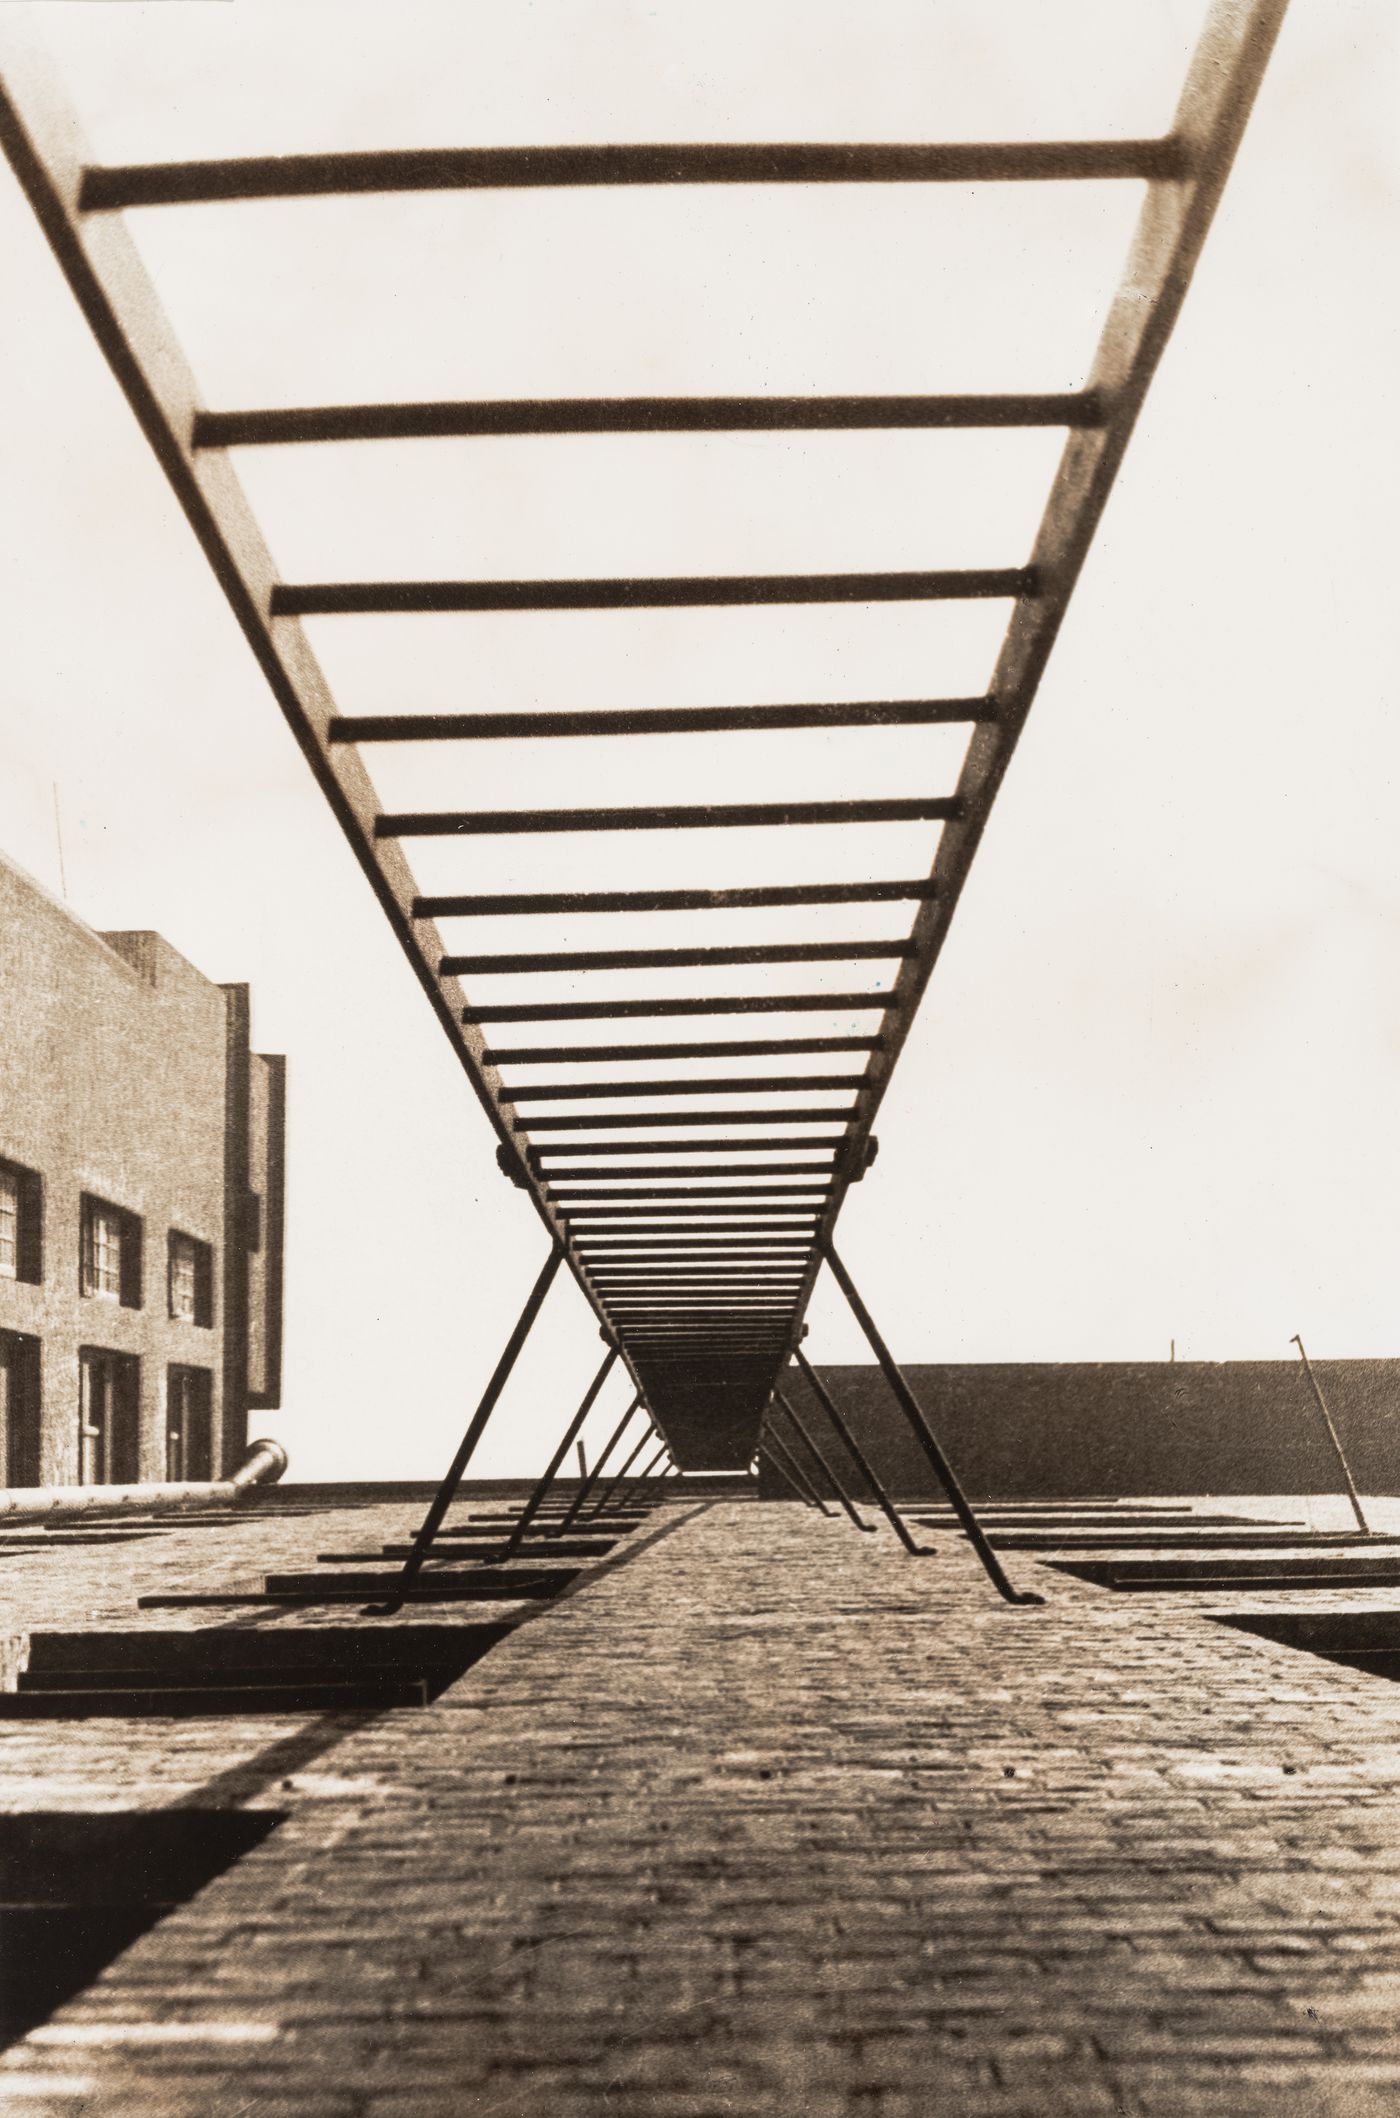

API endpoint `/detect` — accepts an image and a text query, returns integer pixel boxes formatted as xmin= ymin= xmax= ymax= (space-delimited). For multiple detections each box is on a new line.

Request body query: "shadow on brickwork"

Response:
xmin=0 ymin=1810 xmax=281 ymax=2045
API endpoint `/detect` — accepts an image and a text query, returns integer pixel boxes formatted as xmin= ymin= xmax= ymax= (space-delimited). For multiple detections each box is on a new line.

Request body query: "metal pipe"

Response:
xmin=450 ymin=945 xmax=909 ymax=975
xmin=556 ymin=1187 xmax=831 ymax=1203
xmin=424 ymin=877 xmax=937 ymax=914
xmin=821 ymin=1239 xmax=1042 ymax=1605
xmin=507 ymin=1051 xmax=873 ymax=1072
xmin=0 ymin=1437 xmax=287 ymax=1525
xmin=793 ymin=1348 xmax=927 ymax=1556
xmin=463 ymin=997 xmax=889 ymax=1024
xmin=82 ymin=138 xmax=1185 ymax=211
xmin=584 ymin=1245 xmax=813 ymax=1262
xmin=515 ymin=1062 xmax=870 ymax=1083
xmin=368 ymin=1243 xmax=563 ymax=1612
xmin=587 ymin=1254 xmax=808 ymax=1277
xmin=1291 ymin=1334 xmax=1370 ymax=1535
xmin=210 ymin=400 xmax=1095 ymax=450
xmin=510 ymin=1071 xmax=866 ymax=1098
xmin=538 ymin=1161 xmax=838 ymax=1176
xmin=385 ymin=799 xmax=956 ymax=842
xmin=772 ymin=1387 xmax=874 ymax=1532
xmin=568 ymin=1207 xmax=823 ymax=1223
xmin=283 ymin=576 xmax=1031 ymax=620
xmin=573 ymin=1235 xmax=812 ymax=1249
xmin=499 ymin=1346 xmax=618 ymax=1558
xmin=582 ymin=1239 xmax=815 ymax=1255
xmin=538 ymin=1136 xmax=849 ymax=1154
xmin=600 ymin=1272 xmax=797 ymax=1290
xmin=520 ymin=1109 xmax=855 ymax=1130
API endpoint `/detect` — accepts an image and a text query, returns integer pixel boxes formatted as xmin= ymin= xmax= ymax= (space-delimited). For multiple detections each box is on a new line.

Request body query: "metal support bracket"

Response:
xmin=821 ymin=1239 xmax=1043 ymax=1606
xmin=549 ymin=1394 xmax=643 ymax=1537
xmin=772 ymin=1387 xmax=875 ymax=1531
xmin=499 ymin=1345 xmax=619 ymax=1557
xmin=791 ymin=1347 xmax=930 ymax=1555
xmin=366 ymin=1243 xmax=563 ymax=1613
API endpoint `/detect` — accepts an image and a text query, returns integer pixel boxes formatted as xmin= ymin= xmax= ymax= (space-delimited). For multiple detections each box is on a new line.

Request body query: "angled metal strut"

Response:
xmin=549 ymin=1396 xmax=643 ymax=1537
xmin=821 ymin=1241 xmax=1042 ymax=1606
xmin=791 ymin=1349 xmax=927 ymax=1555
xmin=369 ymin=1244 xmax=562 ymax=1612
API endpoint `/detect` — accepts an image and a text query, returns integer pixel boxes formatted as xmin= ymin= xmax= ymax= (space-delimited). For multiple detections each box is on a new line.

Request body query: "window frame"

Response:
xmin=0 ymin=1157 xmax=43 ymax=1285
xmin=79 ymin=1194 xmax=143 ymax=1309
xmin=166 ymin=1230 xmax=214 ymax=1328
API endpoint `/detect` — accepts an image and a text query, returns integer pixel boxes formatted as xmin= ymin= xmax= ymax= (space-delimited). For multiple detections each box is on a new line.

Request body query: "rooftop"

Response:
xmin=2 ymin=1488 xmax=1400 ymax=2115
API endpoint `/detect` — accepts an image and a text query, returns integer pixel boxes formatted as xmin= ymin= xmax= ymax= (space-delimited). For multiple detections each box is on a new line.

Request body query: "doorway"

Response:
xmin=165 ymin=1365 xmax=213 ymax=1483
xmin=0 ymin=1331 xmax=41 ymax=1487
xmin=78 ymin=1349 xmax=140 ymax=1485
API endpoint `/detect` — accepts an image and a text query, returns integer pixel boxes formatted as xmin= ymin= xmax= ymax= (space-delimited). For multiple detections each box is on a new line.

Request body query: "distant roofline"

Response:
xmin=1 ymin=841 xmax=216 ymax=992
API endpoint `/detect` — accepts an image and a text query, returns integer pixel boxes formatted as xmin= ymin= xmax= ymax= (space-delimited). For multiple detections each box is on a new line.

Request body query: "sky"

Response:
xmin=0 ymin=1 xmax=1396 ymax=1480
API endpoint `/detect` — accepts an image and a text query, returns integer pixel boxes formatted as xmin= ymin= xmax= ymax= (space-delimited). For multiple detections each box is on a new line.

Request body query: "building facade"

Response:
xmin=0 ymin=852 xmax=283 ymax=1486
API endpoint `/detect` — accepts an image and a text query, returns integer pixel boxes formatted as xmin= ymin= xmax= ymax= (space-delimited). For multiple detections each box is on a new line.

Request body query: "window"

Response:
xmin=78 ymin=1349 xmax=140 ymax=1485
xmin=82 ymin=1202 xmax=122 ymax=1299
xmin=167 ymin=1232 xmax=214 ymax=1327
xmin=80 ymin=1196 xmax=142 ymax=1308
xmin=0 ymin=1158 xmax=43 ymax=1284
xmin=166 ymin=1366 xmax=213 ymax=1482
xmin=0 ymin=1330 xmax=41 ymax=1487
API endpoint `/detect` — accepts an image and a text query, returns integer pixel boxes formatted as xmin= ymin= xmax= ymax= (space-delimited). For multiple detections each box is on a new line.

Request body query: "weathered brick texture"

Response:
xmin=3 ymin=1496 xmax=1400 ymax=2115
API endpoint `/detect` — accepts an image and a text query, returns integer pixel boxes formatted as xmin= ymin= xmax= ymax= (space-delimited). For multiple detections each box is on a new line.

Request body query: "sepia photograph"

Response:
xmin=0 ymin=0 xmax=1396 ymax=2110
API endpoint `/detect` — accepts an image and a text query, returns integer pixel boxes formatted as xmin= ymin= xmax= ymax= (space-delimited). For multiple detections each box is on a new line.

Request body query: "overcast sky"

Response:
xmin=0 ymin=1 xmax=1396 ymax=1479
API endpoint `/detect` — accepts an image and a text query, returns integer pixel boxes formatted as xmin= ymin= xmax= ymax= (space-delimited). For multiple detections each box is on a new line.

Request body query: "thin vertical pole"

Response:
xmin=1292 ymin=1334 xmax=1370 ymax=1535
xmin=773 ymin=1387 xmax=874 ymax=1531
xmin=821 ymin=1238 xmax=1043 ymax=1606
xmin=792 ymin=1347 xmax=927 ymax=1555
xmin=500 ymin=1345 xmax=618 ymax=1557
xmin=764 ymin=1425 xmax=833 ymax=1514
xmin=550 ymin=1394 xmax=642 ymax=1536
xmin=367 ymin=1242 xmax=563 ymax=1612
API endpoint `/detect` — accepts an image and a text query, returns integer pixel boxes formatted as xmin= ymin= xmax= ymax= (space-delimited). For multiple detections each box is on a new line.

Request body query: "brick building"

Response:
xmin=0 ymin=850 xmax=284 ymax=1487
xmin=774 ymin=1362 xmax=1400 ymax=1500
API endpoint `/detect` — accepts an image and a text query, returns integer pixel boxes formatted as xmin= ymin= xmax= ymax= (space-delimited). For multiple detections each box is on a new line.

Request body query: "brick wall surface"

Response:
xmin=2 ymin=1497 xmax=1400 ymax=2115
xmin=0 ymin=851 xmax=284 ymax=1483
xmin=802 ymin=1361 xmax=1400 ymax=1498
xmin=0 ymin=859 xmax=228 ymax=1483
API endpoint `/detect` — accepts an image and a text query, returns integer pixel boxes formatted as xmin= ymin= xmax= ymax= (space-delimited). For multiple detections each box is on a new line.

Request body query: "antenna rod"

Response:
xmin=51 ymin=782 xmax=68 ymax=899
xmin=1291 ymin=1334 xmax=1370 ymax=1535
